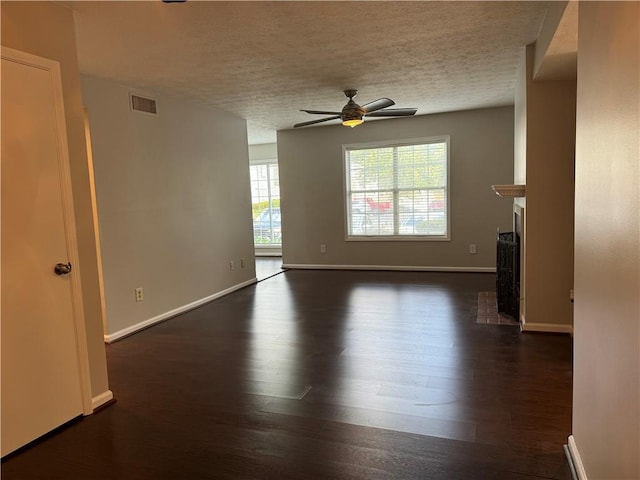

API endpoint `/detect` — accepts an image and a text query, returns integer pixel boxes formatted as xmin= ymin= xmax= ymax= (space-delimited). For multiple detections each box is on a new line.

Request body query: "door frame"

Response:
xmin=2 ymin=46 xmax=93 ymax=416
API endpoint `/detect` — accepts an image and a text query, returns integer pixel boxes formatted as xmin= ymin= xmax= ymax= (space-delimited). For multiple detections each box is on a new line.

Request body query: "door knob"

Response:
xmin=54 ymin=262 xmax=72 ymax=275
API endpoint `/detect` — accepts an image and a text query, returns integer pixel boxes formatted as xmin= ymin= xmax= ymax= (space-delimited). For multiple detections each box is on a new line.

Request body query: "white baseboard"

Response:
xmin=282 ymin=264 xmax=496 ymax=273
xmin=104 ymin=278 xmax=257 ymax=343
xmin=520 ymin=317 xmax=573 ymax=335
xmin=91 ymin=390 xmax=114 ymax=411
xmin=568 ymin=435 xmax=588 ymax=480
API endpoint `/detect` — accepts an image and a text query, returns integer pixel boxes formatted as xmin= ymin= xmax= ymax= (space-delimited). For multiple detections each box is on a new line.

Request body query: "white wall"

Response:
xmin=516 ymin=44 xmax=576 ymax=333
xmin=514 ymin=55 xmax=527 ymax=190
xmin=277 ymin=107 xmax=514 ymax=270
xmin=572 ymin=2 xmax=639 ymax=478
xmin=533 ymin=1 xmax=566 ymax=75
xmin=249 ymin=143 xmax=277 ymax=162
xmin=82 ymin=76 xmax=256 ymax=339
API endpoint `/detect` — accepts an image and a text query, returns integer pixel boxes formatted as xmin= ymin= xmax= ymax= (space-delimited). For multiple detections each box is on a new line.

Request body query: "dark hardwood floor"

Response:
xmin=255 ymin=257 xmax=285 ymax=281
xmin=2 ymin=270 xmax=573 ymax=479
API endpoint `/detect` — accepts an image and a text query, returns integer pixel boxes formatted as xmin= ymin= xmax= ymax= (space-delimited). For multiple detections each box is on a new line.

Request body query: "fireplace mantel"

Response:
xmin=491 ymin=184 xmax=526 ymax=198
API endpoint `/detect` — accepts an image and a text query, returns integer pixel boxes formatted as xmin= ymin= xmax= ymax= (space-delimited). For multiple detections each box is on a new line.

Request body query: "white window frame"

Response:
xmin=343 ymin=136 xmax=451 ymax=242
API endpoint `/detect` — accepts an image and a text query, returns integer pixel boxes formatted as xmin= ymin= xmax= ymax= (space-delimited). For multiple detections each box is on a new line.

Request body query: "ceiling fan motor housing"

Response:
xmin=342 ymin=100 xmax=365 ymax=121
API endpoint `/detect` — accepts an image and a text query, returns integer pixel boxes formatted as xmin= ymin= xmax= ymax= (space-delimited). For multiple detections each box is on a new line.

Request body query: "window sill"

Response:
xmin=346 ymin=235 xmax=450 ymax=242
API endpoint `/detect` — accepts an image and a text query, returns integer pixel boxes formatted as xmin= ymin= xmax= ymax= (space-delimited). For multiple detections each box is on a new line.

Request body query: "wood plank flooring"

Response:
xmin=255 ymin=257 xmax=285 ymax=281
xmin=1 ymin=270 xmax=573 ymax=479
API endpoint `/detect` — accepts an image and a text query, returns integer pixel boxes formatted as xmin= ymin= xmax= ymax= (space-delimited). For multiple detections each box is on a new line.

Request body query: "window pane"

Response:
xmin=268 ymin=164 xmax=280 ymax=198
xmin=398 ymin=144 xmax=430 ymax=189
xmin=426 ymin=143 xmax=447 ymax=188
xmin=349 ymin=192 xmax=371 ymax=235
xmin=349 ymin=147 xmax=394 ymax=191
xmin=365 ymin=191 xmax=394 ymax=235
xmin=398 ymin=189 xmax=447 ymax=235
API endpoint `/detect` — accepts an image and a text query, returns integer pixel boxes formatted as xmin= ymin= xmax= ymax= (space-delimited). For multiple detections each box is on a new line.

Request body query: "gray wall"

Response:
xmin=82 ymin=75 xmax=256 ymax=339
xmin=277 ymin=107 xmax=514 ymax=270
xmin=572 ymin=2 xmax=639 ymax=477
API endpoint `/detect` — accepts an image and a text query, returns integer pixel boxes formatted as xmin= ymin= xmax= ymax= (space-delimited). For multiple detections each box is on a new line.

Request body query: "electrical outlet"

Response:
xmin=320 ymin=244 xmax=327 ymax=254
xmin=135 ymin=287 xmax=144 ymax=302
xmin=469 ymin=244 xmax=477 ymax=254
xmin=240 ymin=259 xmax=245 ymax=268
xmin=229 ymin=261 xmax=235 ymax=271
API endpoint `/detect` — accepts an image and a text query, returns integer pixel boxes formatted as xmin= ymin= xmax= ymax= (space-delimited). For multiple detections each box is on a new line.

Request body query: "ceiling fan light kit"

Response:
xmin=294 ymin=89 xmax=417 ymax=129
xmin=343 ymin=118 xmax=364 ymax=128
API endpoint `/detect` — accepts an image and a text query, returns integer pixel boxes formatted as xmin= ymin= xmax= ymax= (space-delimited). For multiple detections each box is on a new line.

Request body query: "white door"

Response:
xmin=1 ymin=47 xmax=91 ymax=457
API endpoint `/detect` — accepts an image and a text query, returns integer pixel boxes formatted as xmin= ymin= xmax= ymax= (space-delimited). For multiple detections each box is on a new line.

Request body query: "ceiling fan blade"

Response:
xmin=367 ymin=108 xmax=418 ymax=117
xmin=294 ymin=116 xmax=341 ymax=128
xmin=301 ymin=109 xmax=342 ymax=115
xmin=361 ymin=97 xmax=395 ymax=113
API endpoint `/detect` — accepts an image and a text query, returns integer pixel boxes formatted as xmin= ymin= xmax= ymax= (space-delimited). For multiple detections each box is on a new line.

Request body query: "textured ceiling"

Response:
xmin=66 ymin=1 xmax=552 ymax=144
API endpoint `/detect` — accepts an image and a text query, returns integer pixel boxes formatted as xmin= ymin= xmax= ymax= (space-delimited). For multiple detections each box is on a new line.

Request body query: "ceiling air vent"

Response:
xmin=130 ymin=93 xmax=157 ymax=115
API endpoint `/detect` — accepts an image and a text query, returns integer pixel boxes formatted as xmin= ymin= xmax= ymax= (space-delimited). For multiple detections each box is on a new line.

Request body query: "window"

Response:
xmin=250 ymin=161 xmax=281 ymax=246
xmin=344 ymin=137 xmax=449 ymax=240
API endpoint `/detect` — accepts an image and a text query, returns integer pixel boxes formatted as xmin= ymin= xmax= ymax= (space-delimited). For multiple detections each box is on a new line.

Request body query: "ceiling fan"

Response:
xmin=294 ymin=89 xmax=418 ymax=128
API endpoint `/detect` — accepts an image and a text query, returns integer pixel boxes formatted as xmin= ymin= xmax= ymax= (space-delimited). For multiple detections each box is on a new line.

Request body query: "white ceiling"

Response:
xmin=65 ymin=1 xmax=552 ymax=145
